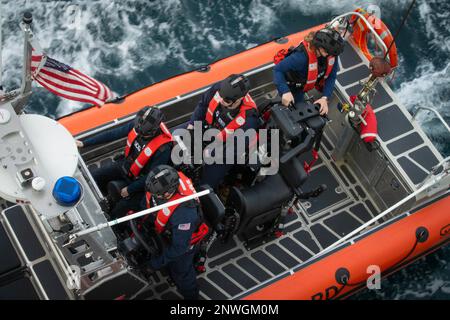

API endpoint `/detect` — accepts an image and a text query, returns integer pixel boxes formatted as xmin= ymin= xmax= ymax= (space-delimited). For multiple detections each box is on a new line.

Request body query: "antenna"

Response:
xmin=383 ymin=0 xmax=417 ymax=61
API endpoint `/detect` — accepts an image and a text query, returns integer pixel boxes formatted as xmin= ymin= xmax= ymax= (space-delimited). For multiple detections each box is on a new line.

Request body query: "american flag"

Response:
xmin=31 ymin=50 xmax=114 ymax=106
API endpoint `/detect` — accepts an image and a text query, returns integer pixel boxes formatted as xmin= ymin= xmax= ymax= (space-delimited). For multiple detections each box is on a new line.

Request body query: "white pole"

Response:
xmin=68 ymin=189 xmax=211 ymax=242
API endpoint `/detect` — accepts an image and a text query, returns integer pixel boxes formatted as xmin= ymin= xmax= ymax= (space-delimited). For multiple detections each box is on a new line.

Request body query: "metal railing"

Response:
xmin=329 ymin=11 xmax=388 ymax=55
xmin=412 ymin=106 xmax=450 ymax=134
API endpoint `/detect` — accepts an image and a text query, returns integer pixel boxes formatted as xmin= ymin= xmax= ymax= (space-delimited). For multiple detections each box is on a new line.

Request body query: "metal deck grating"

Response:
xmin=335 ymin=41 xmax=443 ymax=191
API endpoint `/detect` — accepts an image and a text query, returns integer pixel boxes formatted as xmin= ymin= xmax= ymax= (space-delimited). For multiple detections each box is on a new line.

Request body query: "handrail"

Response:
xmin=418 ymin=156 xmax=450 ymax=189
xmin=77 ymin=153 xmax=104 ymax=201
xmin=412 ymin=106 xmax=450 ymax=134
xmin=329 ymin=11 xmax=388 ymax=56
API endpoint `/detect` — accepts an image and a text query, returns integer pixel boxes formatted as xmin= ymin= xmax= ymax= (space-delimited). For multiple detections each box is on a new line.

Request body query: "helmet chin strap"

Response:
xmin=137 ymin=124 xmax=159 ymax=139
xmin=141 ymin=131 xmax=157 ymax=139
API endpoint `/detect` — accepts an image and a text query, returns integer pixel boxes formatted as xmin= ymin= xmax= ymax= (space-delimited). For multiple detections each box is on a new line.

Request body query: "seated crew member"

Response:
xmin=76 ymin=107 xmax=172 ymax=218
xmin=187 ymin=74 xmax=259 ymax=189
xmin=144 ymin=165 xmax=208 ymax=300
xmin=273 ymin=28 xmax=345 ymax=115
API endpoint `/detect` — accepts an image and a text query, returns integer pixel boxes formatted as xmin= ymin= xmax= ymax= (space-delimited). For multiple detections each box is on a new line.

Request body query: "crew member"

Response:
xmin=188 ymin=74 xmax=259 ymax=188
xmin=273 ymin=28 xmax=345 ymax=114
xmin=144 ymin=165 xmax=208 ymax=300
xmin=76 ymin=107 xmax=172 ymax=218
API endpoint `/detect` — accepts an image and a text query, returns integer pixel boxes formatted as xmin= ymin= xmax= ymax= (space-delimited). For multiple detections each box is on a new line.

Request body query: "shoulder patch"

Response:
xmin=309 ymin=63 xmax=318 ymax=70
xmin=162 ymin=207 xmax=171 ymax=216
xmin=144 ymin=147 xmax=153 ymax=157
xmin=236 ymin=116 xmax=246 ymax=126
xmin=178 ymin=223 xmax=191 ymax=231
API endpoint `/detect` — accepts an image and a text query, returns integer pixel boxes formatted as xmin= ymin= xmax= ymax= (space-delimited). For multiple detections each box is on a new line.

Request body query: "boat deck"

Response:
xmin=336 ymin=42 xmax=442 ymax=188
xmin=126 ymin=41 xmax=443 ymax=300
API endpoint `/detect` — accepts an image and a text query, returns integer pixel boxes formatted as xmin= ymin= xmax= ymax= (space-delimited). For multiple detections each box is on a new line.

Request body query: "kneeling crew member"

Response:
xmin=273 ymin=28 xmax=345 ymax=115
xmin=188 ymin=74 xmax=259 ymax=188
xmin=77 ymin=107 xmax=172 ymax=218
xmin=145 ymin=165 xmax=208 ymax=300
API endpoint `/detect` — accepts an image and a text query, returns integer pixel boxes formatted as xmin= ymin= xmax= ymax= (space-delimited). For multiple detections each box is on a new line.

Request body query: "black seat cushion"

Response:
xmin=279 ymin=156 xmax=308 ymax=189
xmin=228 ymin=174 xmax=293 ymax=240
xmin=198 ymin=185 xmax=225 ymax=229
xmin=107 ymin=180 xmax=128 ymax=203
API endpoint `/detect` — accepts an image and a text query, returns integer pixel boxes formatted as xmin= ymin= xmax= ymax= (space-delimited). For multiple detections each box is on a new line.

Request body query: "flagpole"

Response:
xmin=10 ymin=12 xmax=33 ymax=113
xmin=0 ymin=0 xmax=3 ymax=94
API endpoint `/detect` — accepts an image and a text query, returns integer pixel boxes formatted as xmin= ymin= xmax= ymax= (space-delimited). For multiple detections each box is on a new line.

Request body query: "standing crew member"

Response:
xmin=273 ymin=28 xmax=345 ymax=114
xmin=144 ymin=165 xmax=208 ymax=300
xmin=188 ymin=74 xmax=259 ymax=188
xmin=76 ymin=107 xmax=172 ymax=218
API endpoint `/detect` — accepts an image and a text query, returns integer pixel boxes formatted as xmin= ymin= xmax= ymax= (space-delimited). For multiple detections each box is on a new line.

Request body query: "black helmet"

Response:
xmin=145 ymin=165 xmax=180 ymax=197
xmin=134 ymin=106 xmax=165 ymax=137
xmin=218 ymin=74 xmax=251 ymax=103
xmin=312 ymin=28 xmax=345 ymax=56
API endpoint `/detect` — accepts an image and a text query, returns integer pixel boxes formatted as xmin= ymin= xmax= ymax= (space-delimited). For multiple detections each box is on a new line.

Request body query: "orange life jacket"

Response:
xmin=276 ymin=41 xmax=336 ymax=93
xmin=205 ymin=91 xmax=258 ymax=141
xmin=302 ymin=41 xmax=336 ymax=92
xmin=145 ymin=172 xmax=209 ymax=245
xmin=124 ymin=122 xmax=173 ymax=178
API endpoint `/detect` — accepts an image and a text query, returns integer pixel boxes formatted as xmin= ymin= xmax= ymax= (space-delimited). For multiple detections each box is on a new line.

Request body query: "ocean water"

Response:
xmin=0 ymin=0 xmax=448 ymax=299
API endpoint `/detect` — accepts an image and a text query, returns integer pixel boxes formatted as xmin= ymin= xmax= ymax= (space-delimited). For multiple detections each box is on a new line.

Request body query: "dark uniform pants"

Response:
xmin=91 ymin=160 xmax=127 ymax=195
xmin=167 ymin=247 xmax=199 ymax=300
xmin=201 ymin=163 xmax=234 ymax=189
xmin=91 ymin=160 xmax=144 ymax=220
xmin=109 ymin=192 xmax=145 ymax=220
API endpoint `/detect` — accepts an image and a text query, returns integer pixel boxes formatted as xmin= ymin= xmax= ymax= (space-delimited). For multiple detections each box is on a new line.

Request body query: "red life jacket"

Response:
xmin=205 ymin=91 xmax=258 ymax=141
xmin=274 ymin=41 xmax=336 ymax=93
xmin=302 ymin=41 xmax=336 ymax=92
xmin=124 ymin=122 xmax=173 ymax=178
xmin=145 ymin=172 xmax=209 ymax=246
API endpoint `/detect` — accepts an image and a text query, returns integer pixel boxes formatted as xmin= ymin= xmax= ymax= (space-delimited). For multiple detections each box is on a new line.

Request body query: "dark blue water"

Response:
xmin=1 ymin=0 xmax=448 ymax=299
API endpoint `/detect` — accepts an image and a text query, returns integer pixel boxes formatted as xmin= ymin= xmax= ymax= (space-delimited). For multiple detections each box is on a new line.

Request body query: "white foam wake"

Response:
xmin=397 ymin=61 xmax=450 ymax=116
